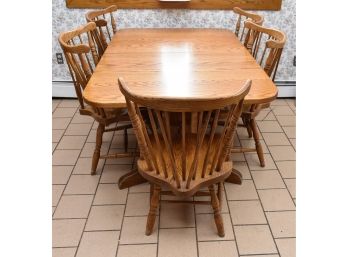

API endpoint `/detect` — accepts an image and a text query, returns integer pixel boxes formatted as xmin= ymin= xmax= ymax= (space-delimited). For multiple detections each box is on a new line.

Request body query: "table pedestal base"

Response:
xmin=118 ymin=168 xmax=243 ymax=189
xmin=118 ymin=169 xmax=147 ymax=190
xmin=225 ymin=168 xmax=243 ymax=185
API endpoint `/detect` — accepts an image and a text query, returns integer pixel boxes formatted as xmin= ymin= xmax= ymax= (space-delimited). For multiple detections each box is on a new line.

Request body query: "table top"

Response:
xmin=83 ymin=29 xmax=278 ymax=108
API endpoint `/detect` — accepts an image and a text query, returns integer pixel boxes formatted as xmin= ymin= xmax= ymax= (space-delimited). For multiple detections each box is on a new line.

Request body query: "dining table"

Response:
xmin=83 ymin=28 xmax=278 ymax=189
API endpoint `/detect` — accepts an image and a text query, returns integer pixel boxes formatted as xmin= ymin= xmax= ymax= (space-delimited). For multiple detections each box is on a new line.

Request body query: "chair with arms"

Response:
xmin=58 ymin=22 xmax=133 ymax=175
xmin=85 ymin=5 xmax=118 ymax=55
xmin=119 ymin=77 xmax=251 ymax=237
xmin=233 ymin=7 xmax=264 ymax=42
xmin=232 ymin=21 xmax=286 ymax=167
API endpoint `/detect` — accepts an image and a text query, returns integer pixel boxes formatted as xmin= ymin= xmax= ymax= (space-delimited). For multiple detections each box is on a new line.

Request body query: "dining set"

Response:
xmin=58 ymin=5 xmax=285 ymax=237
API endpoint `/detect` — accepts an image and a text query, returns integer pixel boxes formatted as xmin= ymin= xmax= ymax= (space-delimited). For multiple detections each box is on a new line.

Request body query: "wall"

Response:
xmin=52 ymin=0 xmax=295 ymax=83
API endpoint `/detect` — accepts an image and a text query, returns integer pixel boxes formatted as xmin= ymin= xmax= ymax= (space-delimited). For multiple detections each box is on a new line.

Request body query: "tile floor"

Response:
xmin=52 ymin=98 xmax=296 ymax=257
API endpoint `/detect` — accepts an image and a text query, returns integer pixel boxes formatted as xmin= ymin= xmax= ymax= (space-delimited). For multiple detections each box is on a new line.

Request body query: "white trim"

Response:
xmin=52 ymin=81 xmax=76 ymax=98
xmin=52 ymin=81 xmax=296 ymax=98
xmin=277 ymin=85 xmax=296 ymax=97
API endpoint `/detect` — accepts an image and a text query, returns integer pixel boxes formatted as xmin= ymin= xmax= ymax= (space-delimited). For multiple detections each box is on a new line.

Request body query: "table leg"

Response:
xmin=225 ymin=168 xmax=243 ymax=185
xmin=118 ymin=168 xmax=147 ymax=189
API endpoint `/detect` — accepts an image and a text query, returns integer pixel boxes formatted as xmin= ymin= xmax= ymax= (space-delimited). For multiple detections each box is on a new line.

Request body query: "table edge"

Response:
xmin=83 ymin=28 xmax=279 ymax=108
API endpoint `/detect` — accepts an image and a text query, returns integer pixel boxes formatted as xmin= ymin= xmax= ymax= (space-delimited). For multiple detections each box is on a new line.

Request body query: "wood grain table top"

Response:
xmin=83 ymin=29 xmax=278 ymax=108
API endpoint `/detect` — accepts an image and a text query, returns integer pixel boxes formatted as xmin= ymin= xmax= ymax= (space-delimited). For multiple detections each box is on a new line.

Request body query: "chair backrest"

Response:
xmin=233 ymin=7 xmax=264 ymax=42
xmin=242 ymin=21 xmax=286 ymax=81
xmin=85 ymin=5 xmax=118 ymax=55
xmin=58 ymin=22 xmax=101 ymax=110
xmin=119 ymin=78 xmax=251 ymax=196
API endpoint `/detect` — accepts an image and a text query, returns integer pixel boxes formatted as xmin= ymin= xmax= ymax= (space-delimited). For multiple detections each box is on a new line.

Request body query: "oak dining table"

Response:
xmin=83 ymin=28 xmax=278 ymax=189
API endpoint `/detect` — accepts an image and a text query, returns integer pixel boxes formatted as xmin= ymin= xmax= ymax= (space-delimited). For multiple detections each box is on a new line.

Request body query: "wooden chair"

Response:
xmin=58 ymin=22 xmax=133 ymax=175
xmin=232 ymin=21 xmax=286 ymax=167
xmin=233 ymin=7 xmax=264 ymax=42
xmin=85 ymin=5 xmax=118 ymax=55
xmin=118 ymin=77 xmax=251 ymax=237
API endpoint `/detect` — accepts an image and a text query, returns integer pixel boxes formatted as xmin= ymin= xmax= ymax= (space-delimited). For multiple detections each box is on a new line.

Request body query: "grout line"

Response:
xmin=156 ymin=192 xmax=162 ymax=257
xmin=52 ymin=99 xmax=296 ymax=255
xmin=262 ymin=209 xmax=296 ymax=213
xmin=247 ymin=109 xmax=295 ymax=252
xmin=157 ymin=189 xmax=161 ymax=257
xmin=256 ymin=187 xmax=287 ymax=190
xmin=268 ymin=110 xmax=296 ymax=207
xmin=239 ymin=253 xmax=279 ymax=256
xmin=193 ymin=188 xmax=200 ymax=257
xmin=53 ymin=217 xmax=94 ymax=221
xmin=224 ymin=182 xmax=241 ymax=257
xmin=272 ymin=236 xmax=296 ymax=239
xmin=196 ymin=239 xmax=236 ymax=243
xmin=54 ymin=244 xmax=83 ymax=249
xmin=242 ymin=145 xmax=281 ymax=256
xmin=52 ymin=107 xmax=80 ymax=216
xmin=71 ymin=117 xmax=106 ymax=257
xmin=117 ymin=242 xmax=158 ymax=246
xmin=52 ymin=99 xmax=61 ymax=113
xmin=115 ymin=129 xmax=136 ymax=257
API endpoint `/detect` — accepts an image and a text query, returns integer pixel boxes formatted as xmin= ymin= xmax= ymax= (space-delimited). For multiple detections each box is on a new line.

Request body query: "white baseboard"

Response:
xmin=277 ymin=86 xmax=296 ymax=97
xmin=52 ymin=81 xmax=76 ymax=98
xmin=52 ymin=81 xmax=296 ymax=98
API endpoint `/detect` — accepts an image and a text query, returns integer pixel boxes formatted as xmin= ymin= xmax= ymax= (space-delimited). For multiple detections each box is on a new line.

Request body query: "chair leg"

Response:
xmin=146 ymin=185 xmax=160 ymax=236
xmin=124 ymin=127 xmax=128 ymax=152
xmin=150 ymin=184 xmax=154 ymax=204
xmin=244 ymin=118 xmax=253 ymax=138
xmin=217 ymin=182 xmax=223 ymax=209
xmin=91 ymin=123 xmax=105 ymax=175
xmin=209 ymin=185 xmax=225 ymax=237
xmin=250 ymin=118 xmax=265 ymax=167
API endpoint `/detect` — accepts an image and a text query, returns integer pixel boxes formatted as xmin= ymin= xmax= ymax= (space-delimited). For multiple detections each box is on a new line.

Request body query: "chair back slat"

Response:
xmin=59 ymin=22 xmax=103 ymax=111
xmin=163 ymin=112 xmax=173 ymax=148
xmin=64 ymin=53 xmax=84 ymax=108
xmin=216 ymin=102 xmax=243 ymax=170
xmin=233 ymin=7 xmax=264 ymax=42
xmin=119 ymin=78 xmax=251 ymax=196
xmin=87 ymin=31 xmax=100 ymax=65
xmin=85 ymin=5 xmax=118 ymax=55
xmin=77 ymin=53 xmax=92 ymax=80
xmin=136 ymin=105 xmax=161 ymax=175
xmin=181 ymin=112 xmax=186 ymax=181
xmin=110 ymin=12 xmax=117 ymax=33
xmin=102 ymin=13 xmax=112 ymax=40
xmin=155 ymin=110 xmax=181 ymax=188
xmin=243 ymin=21 xmax=286 ymax=81
xmin=201 ymin=109 xmax=220 ymax=178
xmin=147 ymin=109 xmax=169 ymax=178
xmin=209 ymin=105 xmax=235 ymax=174
xmin=98 ymin=26 xmax=108 ymax=50
xmin=69 ymin=54 xmax=89 ymax=89
xmin=186 ymin=111 xmax=212 ymax=188
xmin=126 ymin=99 xmax=153 ymax=169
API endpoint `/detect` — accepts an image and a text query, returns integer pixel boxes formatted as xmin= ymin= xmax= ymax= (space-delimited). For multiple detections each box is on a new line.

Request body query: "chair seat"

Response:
xmin=242 ymin=102 xmax=270 ymax=113
xmin=137 ymin=133 xmax=233 ymax=197
xmin=80 ymin=105 xmax=129 ymax=124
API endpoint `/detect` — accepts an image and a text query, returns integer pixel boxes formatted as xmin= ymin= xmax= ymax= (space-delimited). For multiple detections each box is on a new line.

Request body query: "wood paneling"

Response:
xmin=66 ymin=0 xmax=282 ymax=10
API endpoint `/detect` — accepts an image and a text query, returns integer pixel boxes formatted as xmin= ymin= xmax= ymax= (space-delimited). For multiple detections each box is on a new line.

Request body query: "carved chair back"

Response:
xmin=233 ymin=7 xmax=264 ymax=42
xmin=59 ymin=22 xmax=107 ymax=119
xmin=85 ymin=5 xmax=118 ymax=55
xmin=243 ymin=21 xmax=286 ymax=81
xmin=119 ymin=78 xmax=251 ymax=197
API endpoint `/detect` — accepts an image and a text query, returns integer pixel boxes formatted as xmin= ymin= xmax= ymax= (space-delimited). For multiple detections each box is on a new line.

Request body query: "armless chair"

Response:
xmin=232 ymin=21 xmax=286 ymax=167
xmin=85 ymin=5 xmax=118 ymax=55
xmin=233 ymin=7 xmax=264 ymax=42
xmin=59 ymin=22 xmax=133 ymax=175
xmin=119 ymin=78 xmax=251 ymax=237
